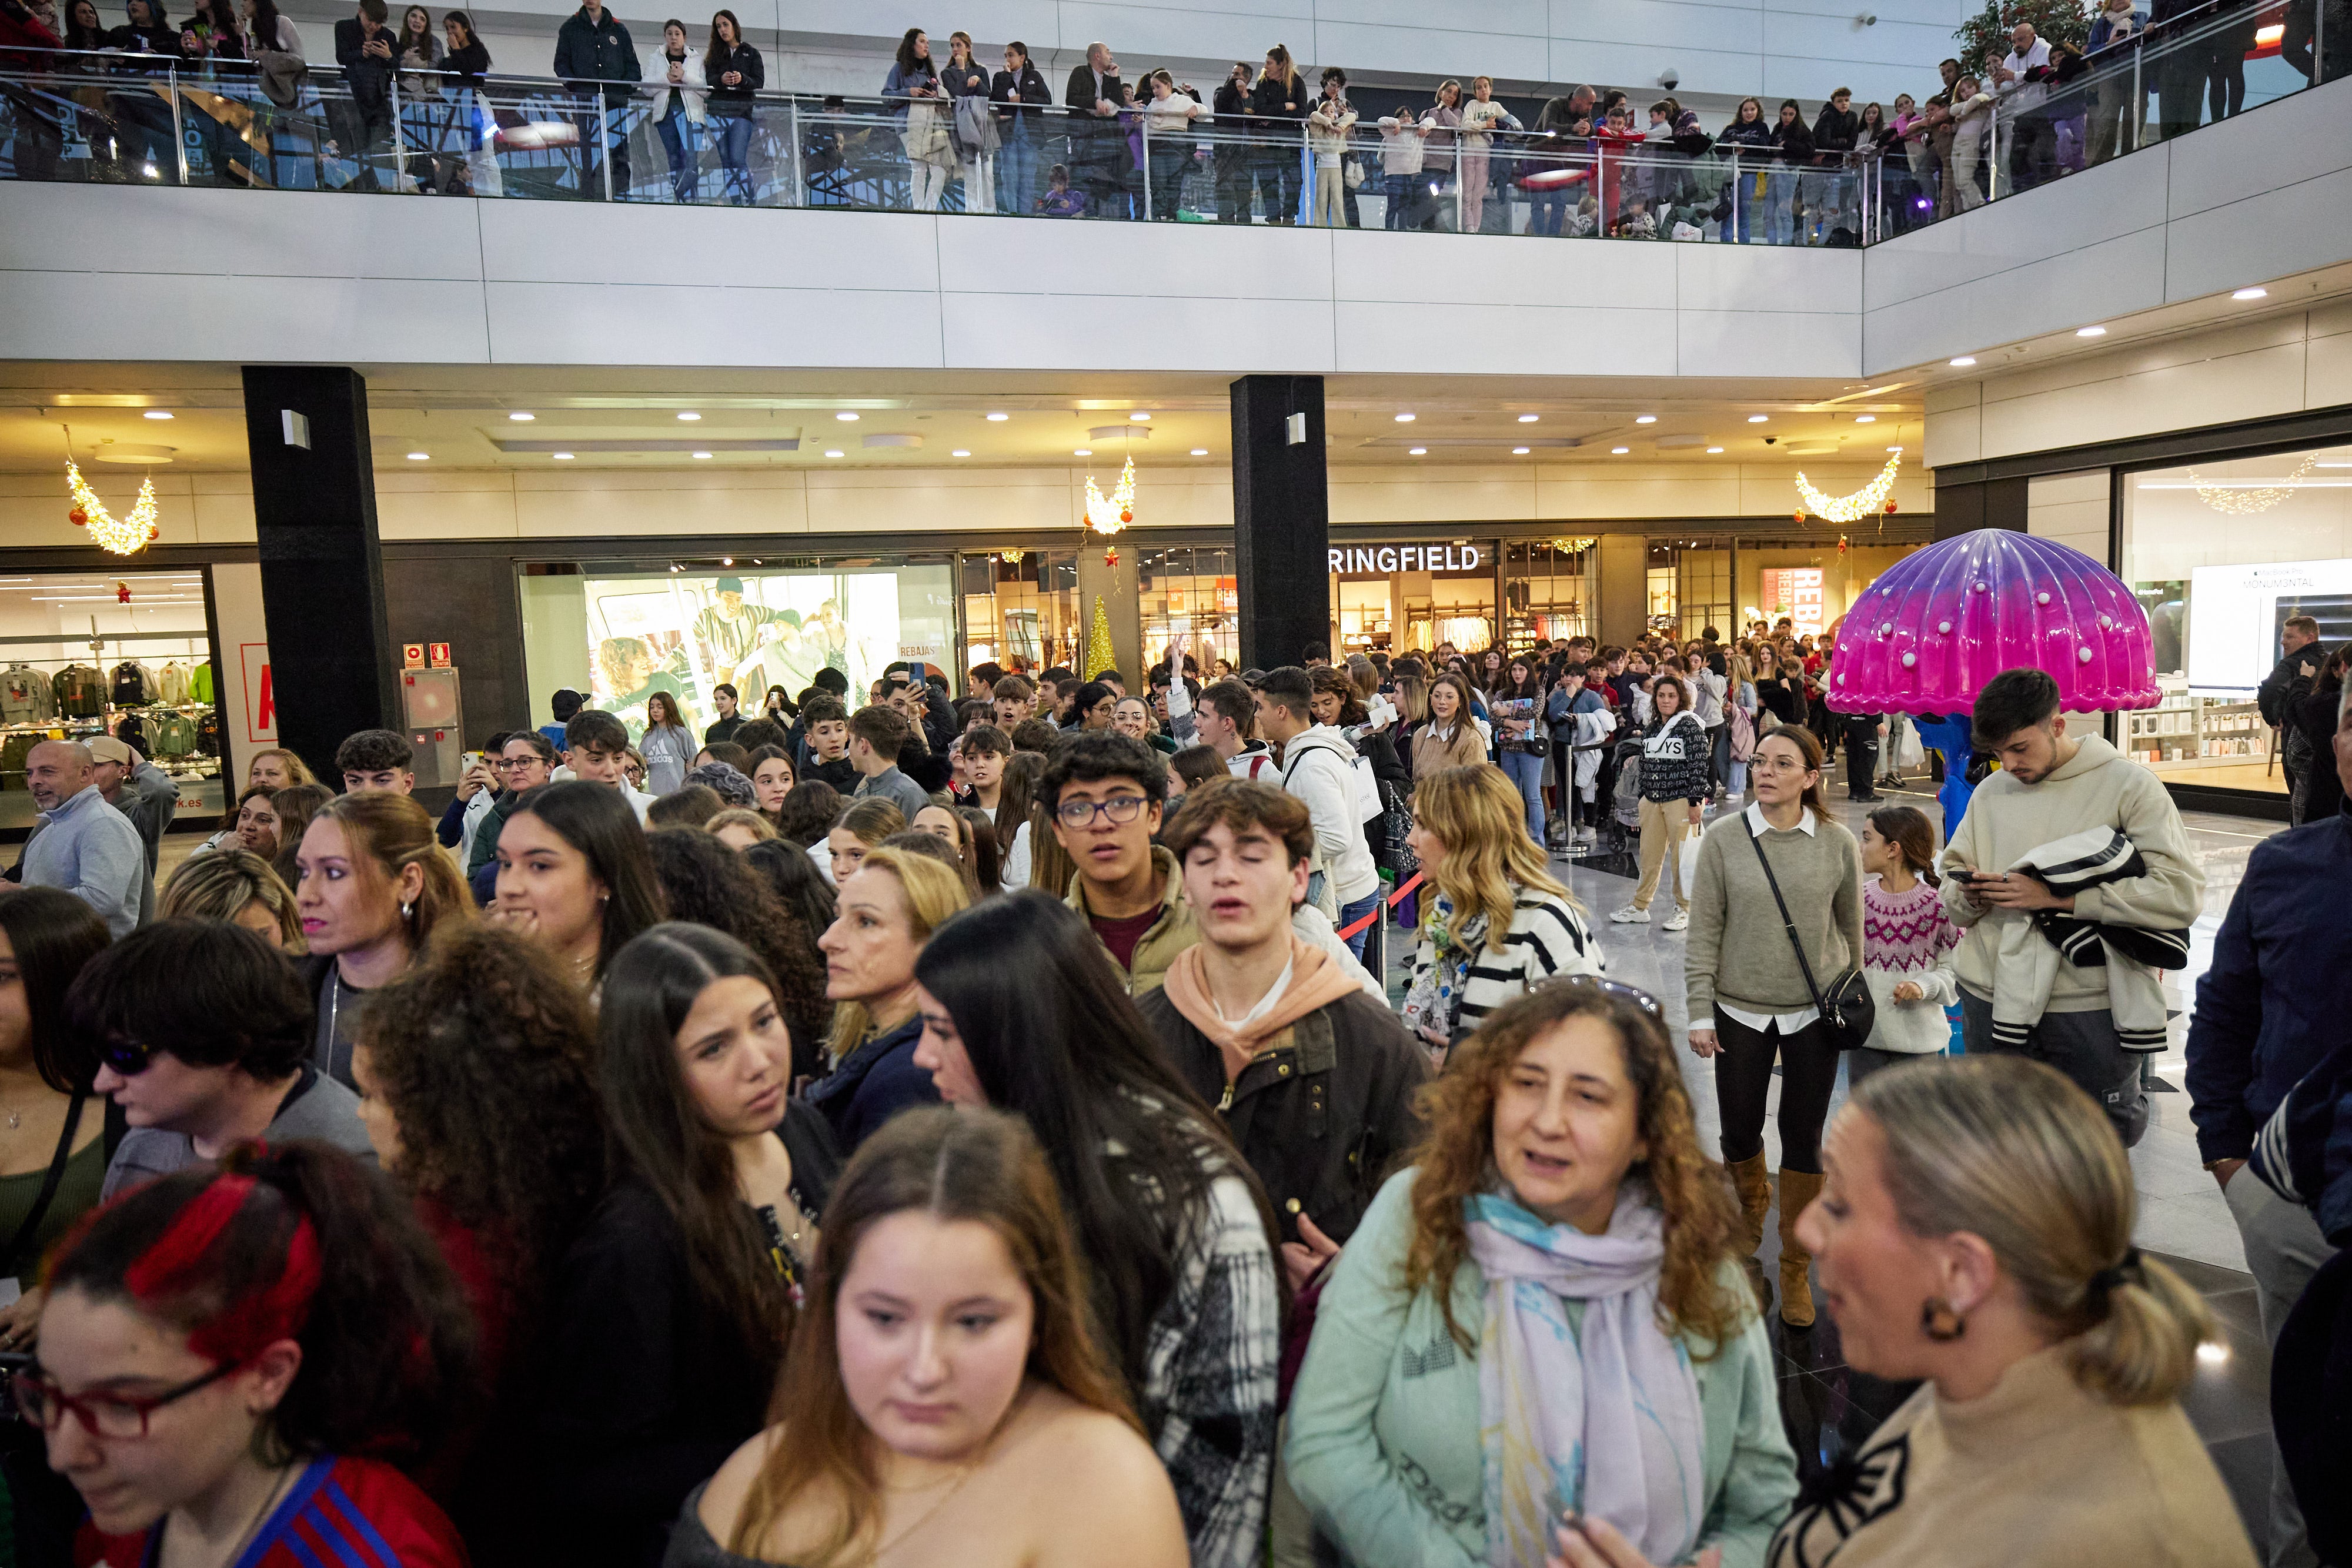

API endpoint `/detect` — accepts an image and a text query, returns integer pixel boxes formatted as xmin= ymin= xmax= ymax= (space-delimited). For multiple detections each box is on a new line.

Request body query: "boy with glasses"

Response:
xmin=1041 ymin=731 xmax=1195 ymax=995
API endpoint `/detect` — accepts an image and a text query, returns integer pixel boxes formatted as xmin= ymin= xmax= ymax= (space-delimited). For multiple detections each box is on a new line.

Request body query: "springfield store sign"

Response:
xmin=1328 ymin=544 xmax=1484 ymax=573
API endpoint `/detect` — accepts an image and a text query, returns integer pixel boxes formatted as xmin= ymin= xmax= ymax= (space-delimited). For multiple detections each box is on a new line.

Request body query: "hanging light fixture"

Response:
xmin=1084 ymin=454 xmax=1137 ymax=536
xmin=1795 ymin=447 xmax=1902 ymax=524
xmin=64 ymin=459 xmax=159 ymax=556
xmin=2188 ymin=453 xmax=2316 ymax=515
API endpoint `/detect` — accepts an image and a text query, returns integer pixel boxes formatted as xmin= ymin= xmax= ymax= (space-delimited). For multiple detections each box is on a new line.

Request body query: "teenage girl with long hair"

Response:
xmin=1850 ymin=804 xmax=1959 ymax=1090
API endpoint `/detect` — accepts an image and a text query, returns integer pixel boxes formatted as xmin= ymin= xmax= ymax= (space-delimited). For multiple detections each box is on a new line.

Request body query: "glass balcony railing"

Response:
xmin=0 ymin=0 xmax=2336 ymax=245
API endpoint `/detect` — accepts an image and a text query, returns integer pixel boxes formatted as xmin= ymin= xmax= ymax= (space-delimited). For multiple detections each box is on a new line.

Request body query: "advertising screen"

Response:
xmin=2184 ymin=557 xmax=2352 ymax=691
xmin=577 ymin=566 xmax=953 ymax=737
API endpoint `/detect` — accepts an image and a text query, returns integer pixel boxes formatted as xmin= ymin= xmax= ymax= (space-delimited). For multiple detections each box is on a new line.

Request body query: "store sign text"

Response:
xmin=1328 ymin=544 xmax=1483 ymax=574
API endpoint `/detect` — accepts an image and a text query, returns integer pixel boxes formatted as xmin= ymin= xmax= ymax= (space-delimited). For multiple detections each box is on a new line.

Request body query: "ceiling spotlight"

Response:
xmin=2076 ymin=326 xmax=2107 ymax=337
xmin=2196 ymin=1340 xmax=2230 ymax=1366
xmin=721 ymin=557 xmax=733 ymax=567
xmin=1128 ymin=411 xmax=1151 ymax=421
xmin=143 ymin=410 xmax=173 ymax=421
xmin=1611 ymin=446 xmax=1630 ymax=454
xmin=823 ymin=449 xmax=844 ymax=458
xmin=406 ymin=452 xmax=429 ymax=460
xmin=1635 ymin=414 xmax=1658 ymax=424
xmin=1949 ymin=356 xmax=1977 ymax=367
xmin=1856 ymin=414 xmax=1877 ymax=423
xmin=691 ymin=452 xmax=712 ymax=459
xmin=836 ymin=411 xmax=860 ymax=422
xmin=1395 ymin=413 xmax=1416 ymax=423
xmin=1074 ymin=448 xmax=1092 ymax=457
xmin=677 ymin=411 xmax=701 ymax=421
xmin=1706 ymin=446 xmax=1725 ymax=454
xmin=1190 ymin=448 xmax=1208 ymax=456
xmin=1517 ymin=414 xmax=1539 ymax=423
xmin=1408 ymin=447 xmax=1427 ymax=456
xmin=2233 ymin=287 xmax=2268 ymax=300
xmin=552 ymin=452 xmax=574 ymax=460
xmin=509 ymin=411 xmax=535 ymax=422
xmin=951 ymin=449 xmax=971 ymax=457
xmin=1747 ymin=414 xmax=1769 ymax=424
xmin=1886 ymin=444 xmax=1902 ymax=452
xmin=985 ymin=412 xmax=1008 ymax=422
xmin=1512 ymin=447 xmax=1531 ymax=455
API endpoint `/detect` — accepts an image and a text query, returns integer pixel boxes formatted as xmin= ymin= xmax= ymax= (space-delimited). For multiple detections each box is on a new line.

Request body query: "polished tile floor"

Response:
xmin=1378 ymin=774 xmax=2288 ymax=1550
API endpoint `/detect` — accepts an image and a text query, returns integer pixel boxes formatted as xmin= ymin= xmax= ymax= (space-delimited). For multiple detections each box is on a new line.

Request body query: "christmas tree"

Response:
xmin=1085 ymin=596 xmax=1118 ymax=682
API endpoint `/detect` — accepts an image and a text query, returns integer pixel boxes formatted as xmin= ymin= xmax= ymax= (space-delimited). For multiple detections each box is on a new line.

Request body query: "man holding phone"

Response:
xmin=1938 ymin=668 xmax=2201 ymax=1147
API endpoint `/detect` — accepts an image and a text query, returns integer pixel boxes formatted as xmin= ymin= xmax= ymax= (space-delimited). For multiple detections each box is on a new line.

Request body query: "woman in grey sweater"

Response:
xmin=1684 ymin=722 xmax=1862 ymax=1330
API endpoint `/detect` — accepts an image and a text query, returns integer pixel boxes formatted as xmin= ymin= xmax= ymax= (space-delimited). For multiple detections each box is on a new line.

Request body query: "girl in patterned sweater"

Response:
xmin=1852 ymin=804 xmax=1959 ymax=1088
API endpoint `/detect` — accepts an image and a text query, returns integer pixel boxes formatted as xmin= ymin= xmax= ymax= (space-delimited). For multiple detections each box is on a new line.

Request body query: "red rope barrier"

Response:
xmin=1337 ymin=870 xmax=1425 ymax=941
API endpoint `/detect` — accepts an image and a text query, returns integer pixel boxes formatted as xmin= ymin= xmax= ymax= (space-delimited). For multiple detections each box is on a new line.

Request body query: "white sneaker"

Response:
xmin=1610 ymin=905 xmax=1652 ymax=924
xmin=1663 ymin=909 xmax=1691 ymax=932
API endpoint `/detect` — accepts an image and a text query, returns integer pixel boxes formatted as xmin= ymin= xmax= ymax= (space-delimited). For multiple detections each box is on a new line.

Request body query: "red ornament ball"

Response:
xmin=1885 ymin=499 xmax=1899 ymax=514
xmin=1793 ymin=510 xmax=1806 ymax=524
xmin=1118 ymin=508 xmax=1132 ymax=524
xmin=68 ymin=508 xmax=86 ymax=527
xmin=147 ymin=526 xmax=161 ymax=541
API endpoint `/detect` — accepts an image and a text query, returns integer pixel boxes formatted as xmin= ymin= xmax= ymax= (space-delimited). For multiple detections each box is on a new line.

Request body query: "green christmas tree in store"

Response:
xmin=1085 ymin=596 xmax=1117 ymax=682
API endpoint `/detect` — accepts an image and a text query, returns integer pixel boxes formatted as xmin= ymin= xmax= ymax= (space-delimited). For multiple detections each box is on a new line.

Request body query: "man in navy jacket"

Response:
xmin=2185 ymin=684 xmax=2350 ymax=1568
xmin=554 ymin=0 xmax=638 ymax=196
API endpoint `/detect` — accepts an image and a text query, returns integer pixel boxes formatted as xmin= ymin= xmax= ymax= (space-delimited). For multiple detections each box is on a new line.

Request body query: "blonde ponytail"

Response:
xmin=1854 ymin=1055 xmax=2214 ymax=1406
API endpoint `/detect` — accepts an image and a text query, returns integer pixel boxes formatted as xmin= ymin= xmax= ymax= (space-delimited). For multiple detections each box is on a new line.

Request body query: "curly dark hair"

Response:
xmin=743 ymin=837 xmax=837 ymax=940
xmin=44 ymin=1141 xmax=476 ymax=1466
xmin=353 ymin=924 xmax=607 ymax=1309
xmin=774 ymin=780 xmax=843 ymax=847
xmin=644 ymin=828 xmax=831 ymax=1079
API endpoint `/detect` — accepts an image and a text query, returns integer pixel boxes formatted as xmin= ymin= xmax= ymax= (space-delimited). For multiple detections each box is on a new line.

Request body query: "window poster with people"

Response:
xmin=570 ymin=566 xmax=951 ymax=738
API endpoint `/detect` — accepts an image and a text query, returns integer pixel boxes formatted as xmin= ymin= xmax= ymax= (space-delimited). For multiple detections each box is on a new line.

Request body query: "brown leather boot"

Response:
xmin=1778 ymin=1169 xmax=1825 ymax=1329
xmin=1728 ymin=1152 xmax=1773 ymax=1314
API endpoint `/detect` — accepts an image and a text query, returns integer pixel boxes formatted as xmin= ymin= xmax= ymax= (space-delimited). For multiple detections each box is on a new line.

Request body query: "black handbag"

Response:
xmin=1747 ymin=828 xmax=1874 ymax=1052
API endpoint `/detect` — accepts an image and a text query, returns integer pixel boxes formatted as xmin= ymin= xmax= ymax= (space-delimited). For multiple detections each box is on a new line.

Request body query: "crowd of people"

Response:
xmin=0 ymin=618 xmax=2336 ymax=1568
xmin=6 ymin=0 xmax=2331 ymax=232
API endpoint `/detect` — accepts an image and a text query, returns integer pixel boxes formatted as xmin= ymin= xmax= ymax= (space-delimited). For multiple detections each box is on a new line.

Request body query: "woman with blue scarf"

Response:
xmin=1286 ymin=979 xmax=1797 ymax=1568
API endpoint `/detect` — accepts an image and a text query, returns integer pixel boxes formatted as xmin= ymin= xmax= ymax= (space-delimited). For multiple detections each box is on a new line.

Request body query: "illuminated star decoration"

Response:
xmin=1795 ymin=447 xmax=1902 ymax=524
xmin=1084 ymin=456 xmax=1136 ymax=536
xmin=65 ymin=461 xmax=160 ymax=556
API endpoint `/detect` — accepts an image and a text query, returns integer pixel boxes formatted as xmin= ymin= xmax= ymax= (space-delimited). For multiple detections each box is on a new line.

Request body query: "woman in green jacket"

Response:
xmin=1285 ymin=979 xmax=1798 ymax=1568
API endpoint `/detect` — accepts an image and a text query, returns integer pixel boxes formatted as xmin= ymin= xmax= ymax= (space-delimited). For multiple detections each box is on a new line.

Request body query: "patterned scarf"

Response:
xmin=1468 ymin=1189 xmax=1706 ymax=1568
xmin=1403 ymin=891 xmax=1489 ymax=1039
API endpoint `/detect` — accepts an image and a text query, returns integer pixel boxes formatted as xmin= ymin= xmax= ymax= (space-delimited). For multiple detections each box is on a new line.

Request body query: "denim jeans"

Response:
xmin=711 ymin=111 xmax=753 ymax=203
xmin=656 ymin=111 xmax=699 ymax=202
xmin=1528 ymin=183 xmax=1568 ymax=236
xmin=1000 ymin=129 xmax=1039 ymax=215
xmin=1337 ymin=890 xmax=1383 ymax=962
xmin=1765 ymin=166 xmax=1798 ymax=244
xmin=1498 ymin=747 xmax=1547 ymax=842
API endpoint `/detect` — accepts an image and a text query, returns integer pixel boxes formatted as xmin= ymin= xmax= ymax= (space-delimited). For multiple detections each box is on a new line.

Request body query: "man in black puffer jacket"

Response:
xmin=554 ymin=0 xmax=637 ymax=197
xmin=1810 ymin=87 xmax=1861 ymax=243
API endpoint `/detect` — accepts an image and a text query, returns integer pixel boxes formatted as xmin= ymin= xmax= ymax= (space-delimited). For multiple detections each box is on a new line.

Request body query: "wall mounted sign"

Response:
xmin=1328 ymin=544 xmax=1484 ymax=574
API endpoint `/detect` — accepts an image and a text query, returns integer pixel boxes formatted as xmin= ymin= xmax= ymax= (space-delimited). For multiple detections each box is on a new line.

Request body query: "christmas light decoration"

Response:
xmin=1548 ymin=537 xmax=1599 ymax=555
xmin=65 ymin=461 xmax=159 ymax=556
xmin=2190 ymin=454 xmax=2315 ymax=515
xmin=1084 ymin=456 xmax=1136 ymax=536
xmin=998 ymin=548 xmax=1024 ymax=565
xmin=1795 ymin=447 xmax=1902 ymax=524
xmin=1083 ymin=595 xmax=1117 ymax=681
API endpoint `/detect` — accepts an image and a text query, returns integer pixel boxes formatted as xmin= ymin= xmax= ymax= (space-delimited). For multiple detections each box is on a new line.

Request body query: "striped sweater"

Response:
xmin=1409 ymin=884 xmax=1606 ymax=1032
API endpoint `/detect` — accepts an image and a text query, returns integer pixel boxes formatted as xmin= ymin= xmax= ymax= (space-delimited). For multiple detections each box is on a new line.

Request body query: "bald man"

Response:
xmin=18 ymin=739 xmax=146 ymax=936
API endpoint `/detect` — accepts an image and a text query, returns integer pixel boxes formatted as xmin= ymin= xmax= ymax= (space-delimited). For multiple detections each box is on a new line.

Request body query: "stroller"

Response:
xmin=1606 ymin=735 xmax=1644 ymax=855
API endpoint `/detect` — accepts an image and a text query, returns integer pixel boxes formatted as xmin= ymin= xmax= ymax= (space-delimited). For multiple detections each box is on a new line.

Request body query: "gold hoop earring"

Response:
xmin=1920 ymin=1297 xmax=1966 ymax=1342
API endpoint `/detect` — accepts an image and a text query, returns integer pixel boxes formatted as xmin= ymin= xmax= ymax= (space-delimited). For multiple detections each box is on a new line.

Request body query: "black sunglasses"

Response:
xmin=98 ymin=1036 xmax=155 ymax=1076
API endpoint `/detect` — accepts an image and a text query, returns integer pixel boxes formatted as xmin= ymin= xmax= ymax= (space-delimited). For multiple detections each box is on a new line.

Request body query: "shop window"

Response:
xmin=1502 ymin=540 xmax=1594 ymax=649
xmin=0 ymin=570 xmax=226 ymax=831
xmin=961 ymin=551 xmax=1079 ymax=676
xmin=1137 ymin=547 xmax=1238 ymax=676
xmin=2119 ymin=439 xmax=2352 ymax=798
xmin=1328 ymin=539 xmax=1495 ymax=657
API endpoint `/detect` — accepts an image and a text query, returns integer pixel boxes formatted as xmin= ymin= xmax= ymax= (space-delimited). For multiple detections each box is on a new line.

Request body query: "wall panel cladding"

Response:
xmin=383 ymin=551 xmax=532 ymax=737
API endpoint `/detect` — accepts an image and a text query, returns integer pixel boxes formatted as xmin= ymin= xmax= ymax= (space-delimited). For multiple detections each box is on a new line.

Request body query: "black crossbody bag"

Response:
xmin=1748 ymin=828 xmax=1875 ymax=1052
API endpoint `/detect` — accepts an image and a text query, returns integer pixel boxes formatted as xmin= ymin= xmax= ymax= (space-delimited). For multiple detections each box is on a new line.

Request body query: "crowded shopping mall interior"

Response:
xmin=0 ymin=2 xmax=2349 ymax=1566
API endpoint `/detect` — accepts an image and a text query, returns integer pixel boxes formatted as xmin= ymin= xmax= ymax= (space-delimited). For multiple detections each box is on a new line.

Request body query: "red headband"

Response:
xmin=121 ymin=1171 xmax=323 ymax=1365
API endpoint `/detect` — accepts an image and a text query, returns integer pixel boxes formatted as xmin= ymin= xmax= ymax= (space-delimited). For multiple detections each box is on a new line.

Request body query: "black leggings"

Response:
xmin=1713 ymin=1012 xmax=1840 ymax=1173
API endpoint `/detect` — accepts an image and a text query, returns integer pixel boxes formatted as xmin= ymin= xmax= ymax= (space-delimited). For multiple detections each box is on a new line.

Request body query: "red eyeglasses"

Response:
xmin=12 ymin=1360 xmax=242 ymax=1440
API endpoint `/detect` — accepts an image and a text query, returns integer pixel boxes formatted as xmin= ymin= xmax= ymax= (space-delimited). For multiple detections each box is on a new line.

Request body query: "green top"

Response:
xmin=1285 ymin=1168 xmax=1799 ymax=1568
xmin=0 ymin=1127 xmax=108 ymax=1281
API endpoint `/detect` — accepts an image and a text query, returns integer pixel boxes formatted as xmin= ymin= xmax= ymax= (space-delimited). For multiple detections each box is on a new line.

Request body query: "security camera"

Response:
xmin=1763 ymin=435 xmax=1778 ymax=444
xmin=1658 ymin=66 xmax=1680 ymax=88
xmin=1858 ymin=11 xmax=1877 ymax=22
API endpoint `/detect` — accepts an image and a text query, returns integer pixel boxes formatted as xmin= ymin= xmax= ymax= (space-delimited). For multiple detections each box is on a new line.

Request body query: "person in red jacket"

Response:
xmin=18 ymin=1142 xmax=476 ymax=1568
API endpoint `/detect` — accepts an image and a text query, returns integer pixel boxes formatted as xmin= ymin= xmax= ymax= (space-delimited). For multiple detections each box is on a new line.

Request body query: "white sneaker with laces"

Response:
xmin=1663 ymin=909 xmax=1690 ymax=932
xmin=1610 ymin=905 xmax=1652 ymax=924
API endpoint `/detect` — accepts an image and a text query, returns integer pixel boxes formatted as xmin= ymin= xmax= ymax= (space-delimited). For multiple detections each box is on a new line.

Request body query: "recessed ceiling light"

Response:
xmin=552 ymin=452 xmax=574 ymax=460
xmin=1748 ymin=414 xmax=1769 ymax=424
xmin=508 ymin=411 xmax=534 ymax=421
xmin=676 ymin=411 xmax=701 ymax=421
xmin=1074 ymin=448 xmax=1091 ymax=457
xmin=1634 ymin=414 xmax=1657 ymax=424
xmin=1190 ymin=448 xmax=1208 ymax=456
xmin=1949 ymin=356 xmax=1977 ymax=367
xmin=1128 ymin=411 xmax=1151 ymax=421
xmin=951 ymin=449 xmax=971 ymax=457
xmin=406 ymin=452 xmax=429 ymax=460
xmin=1395 ymin=413 xmax=1416 ymax=423
xmin=1513 ymin=446 xmax=1531 ymax=455
xmin=2076 ymin=326 xmax=2107 ymax=337
xmin=823 ymin=449 xmax=844 ymax=458
xmin=691 ymin=452 xmax=712 ymax=459
xmin=1706 ymin=446 xmax=1725 ymax=454
xmin=2233 ymin=287 xmax=2268 ymax=300
xmin=721 ymin=557 xmax=733 ymax=566
xmin=1611 ymin=446 xmax=1629 ymax=454
xmin=1517 ymin=414 xmax=1539 ymax=423
xmin=1886 ymin=445 xmax=1902 ymax=452
xmin=1408 ymin=447 xmax=1427 ymax=456
xmin=985 ymin=412 xmax=1008 ymax=422
xmin=836 ymin=411 xmax=859 ymax=422
xmin=1855 ymin=414 xmax=1877 ymax=423
xmin=143 ymin=410 xmax=173 ymax=420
